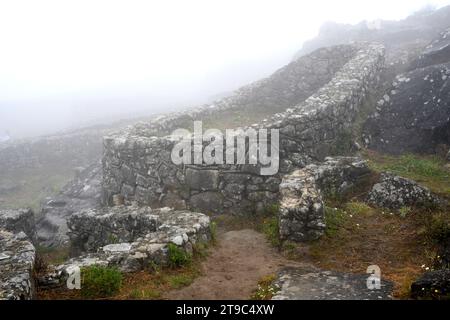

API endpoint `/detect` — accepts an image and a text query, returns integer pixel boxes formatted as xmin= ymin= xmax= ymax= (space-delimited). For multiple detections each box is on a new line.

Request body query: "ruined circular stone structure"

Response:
xmin=36 ymin=206 xmax=211 ymax=288
xmin=102 ymin=43 xmax=385 ymax=217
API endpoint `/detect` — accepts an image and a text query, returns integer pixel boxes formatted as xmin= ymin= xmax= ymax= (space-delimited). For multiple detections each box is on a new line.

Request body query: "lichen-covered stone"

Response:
xmin=0 ymin=208 xmax=35 ymax=241
xmin=279 ymin=157 xmax=371 ymax=242
xmin=68 ymin=206 xmax=211 ymax=254
xmin=272 ymin=267 xmax=393 ymax=300
xmin=411 ymin=270 xmax=450 ymax=300
xmin=0 ymin=230 xmax=36 ymax=300
xmin=186 ymin=169 xmax=219 ymax=191
xmin=363 ymin=29 xmax=450 ymax=155
xmin=38 ymin=206 xmax=211 ymax=286
xmin=367 ymin=173 xmax=442 ymax=209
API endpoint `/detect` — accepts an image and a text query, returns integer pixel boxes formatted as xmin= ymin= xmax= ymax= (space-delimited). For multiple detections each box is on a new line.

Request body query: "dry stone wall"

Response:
xmin=0 ymin=230 xmax=35 ymax=300
xmin=102 ymin=43 xmax=385 ymax=216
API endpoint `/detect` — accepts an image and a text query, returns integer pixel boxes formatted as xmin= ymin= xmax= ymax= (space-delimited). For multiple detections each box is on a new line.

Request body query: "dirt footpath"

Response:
xmin=164 ymin=229 xmax=304 ymax=300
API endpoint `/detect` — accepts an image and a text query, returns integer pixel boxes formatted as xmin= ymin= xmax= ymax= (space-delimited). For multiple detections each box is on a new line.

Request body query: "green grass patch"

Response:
xmin=166 ymin=274 xmax=197 ymax=289
xmin=36 ymin=245 xmax=70 ymax=265
xmin=422 ymin=212 xmax=450 ymax=244
xmin=209 ymin=221 xmax=218 ymax=245
xmin=167 ymin=244 xmax=192 ymax=268
xmin=128 ymin=288 xmax=162 ymax=300
xmin=81 ymin=265 xmax=123 ymax=299
xmin=261 ymin=216 xmax=281 ymax=247
xmin=399 ymin=206 xmax=412 ymax=218
xmin=364 ymin=151 xmax=450 ymax=196
xmin=345 ymin=201 xmax=373 ymax=216
xmin=0 ymin=167 xmax=74 ymax=213
xmin=324 ymin=206 xmax=350 ymax=237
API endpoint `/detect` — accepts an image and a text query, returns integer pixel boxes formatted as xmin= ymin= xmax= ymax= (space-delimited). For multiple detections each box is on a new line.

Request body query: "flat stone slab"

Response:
xmin=272 ymin=267 xmax=393 ymax=300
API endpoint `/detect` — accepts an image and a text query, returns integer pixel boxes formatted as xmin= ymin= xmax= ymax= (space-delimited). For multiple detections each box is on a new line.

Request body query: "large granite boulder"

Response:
xmin=367 ymin=173 xmax=442 ymax=209
xmin=279 ymin=157 xmax=371 ymax=242
xmin=0 ymin=230 xmax=36 ymax=300
xmin=0 ymin=208 xmax=35 ymax=241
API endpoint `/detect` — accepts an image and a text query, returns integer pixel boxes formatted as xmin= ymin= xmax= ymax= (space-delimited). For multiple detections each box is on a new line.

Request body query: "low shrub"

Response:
xmin=81 ymin=265 xmax=123 ymax=299
xmin=167 ymin=243 xmax=192 ymax=268
xmin=262 ymin=216 xmax=281 ymax=247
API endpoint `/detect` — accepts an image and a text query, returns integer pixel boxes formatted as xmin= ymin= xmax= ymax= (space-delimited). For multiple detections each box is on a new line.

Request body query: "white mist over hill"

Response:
xmin=1 ymin=0 xmax=449 ymax=138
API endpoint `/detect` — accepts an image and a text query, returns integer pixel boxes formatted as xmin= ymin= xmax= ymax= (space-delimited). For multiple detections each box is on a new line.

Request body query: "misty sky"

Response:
xmin=1 ymin=0 xmax=449 ymax=138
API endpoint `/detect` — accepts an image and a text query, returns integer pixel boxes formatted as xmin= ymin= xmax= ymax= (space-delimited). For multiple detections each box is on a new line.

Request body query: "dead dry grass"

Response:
xmin=309 ymin=204 xmax=438 ymax=299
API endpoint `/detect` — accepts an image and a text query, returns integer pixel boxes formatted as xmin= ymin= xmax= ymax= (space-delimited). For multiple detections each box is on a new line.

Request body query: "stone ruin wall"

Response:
xmin=102 ymin=43 xmax=385 ymax=216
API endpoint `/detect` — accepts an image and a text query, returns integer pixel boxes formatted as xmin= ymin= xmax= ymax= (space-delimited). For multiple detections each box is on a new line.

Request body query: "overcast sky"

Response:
xmin=1 ymin=0 xmax=449 ymax=138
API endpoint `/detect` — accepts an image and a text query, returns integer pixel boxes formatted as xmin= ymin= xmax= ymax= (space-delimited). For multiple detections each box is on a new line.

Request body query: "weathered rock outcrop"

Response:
xmin=367 ymin=173 xmax=442 ymax=209
xmin=294 ymin=6 xmax=450 ymax=67
xmin=102 ymin=44 xmax=384 ymax=216
xmin=36 ymin=162 xmax=102 ymax=247
xmin=272 ymin=267 xmax=393 ymax=300
xmin=0 ymin=230 xmax=36 ymax=300
xmin=0 ymin=209 xmax=35 ymax=241
xmin=413 ymin=28 xmax=450 ymax=70
xmin=364 ymin=29 xmax=450 ymax=155
xmin=411 ymin=269 xmax=450 ymax=299
xmin=279 ymin=157 xmax=371 ymax=242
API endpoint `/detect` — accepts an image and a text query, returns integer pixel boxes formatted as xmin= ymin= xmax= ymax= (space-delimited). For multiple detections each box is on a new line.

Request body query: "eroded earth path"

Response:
xmin=164 ymin=229 xmax=305 ymax=300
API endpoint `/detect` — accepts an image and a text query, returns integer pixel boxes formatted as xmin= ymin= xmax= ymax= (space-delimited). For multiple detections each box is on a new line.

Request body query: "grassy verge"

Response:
xmin=0 ymin=166 xmax=74 ymax=213
xmin=36 ymin=245 xmax=71 ymax=266
xmin=309 ymin=199 xmax=443 ymax=298
xmin=363 ymin=150 xmax=450 ymax=197
xmin=37 ymin=241 xmax=212 ymax=300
